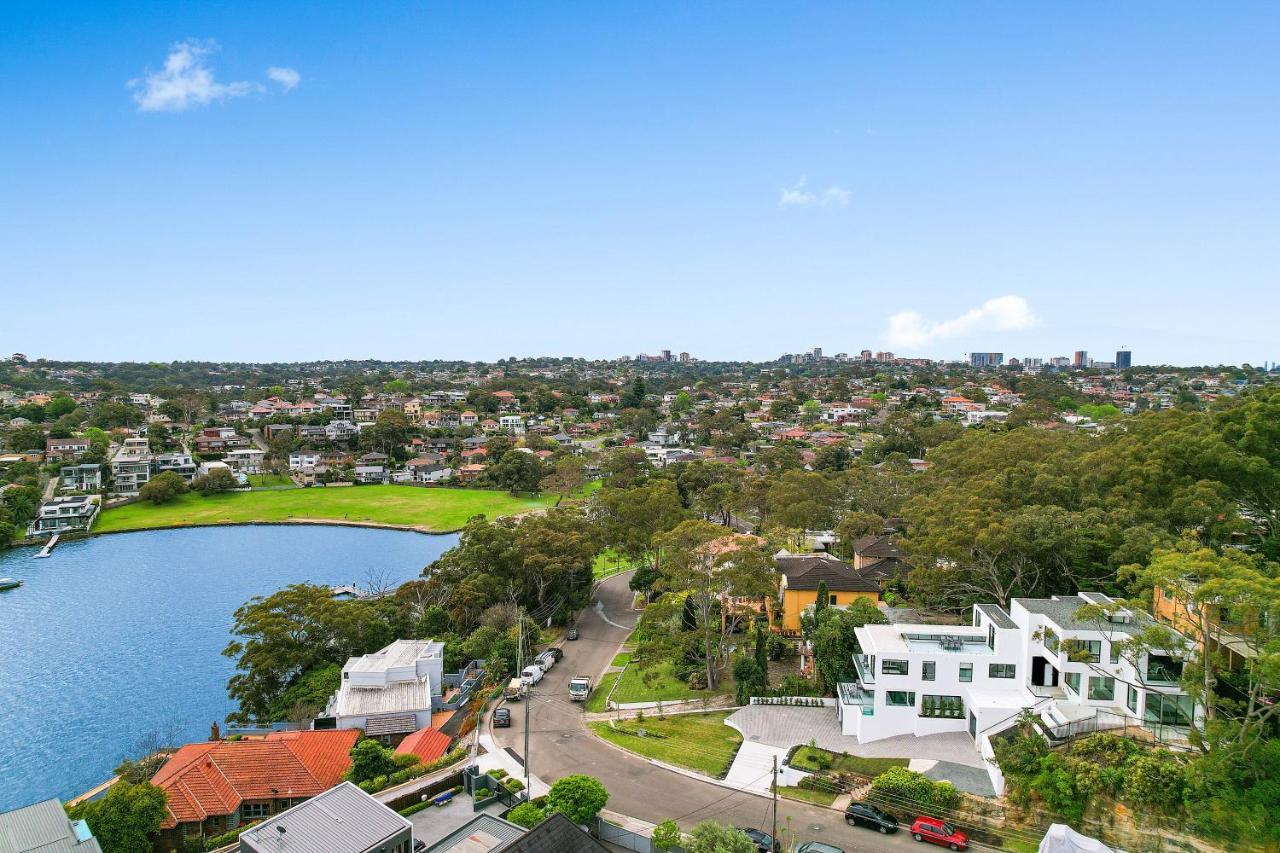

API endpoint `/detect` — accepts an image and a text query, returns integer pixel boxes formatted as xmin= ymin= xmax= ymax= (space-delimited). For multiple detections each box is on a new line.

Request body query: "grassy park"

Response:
xmin=590 ymin=711 xmax=742 ymax=777
xmin=95 ymin=485 xmax=555 ymax=534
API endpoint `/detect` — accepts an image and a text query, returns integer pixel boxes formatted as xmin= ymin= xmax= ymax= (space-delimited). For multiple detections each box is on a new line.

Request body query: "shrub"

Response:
xmin=870 ymin=767 xmax=959 ymax=811
xmin=504 ymin=778 xmax=525 ymax=792
xmin=546 ymin=774 xmax=609 ymax=825
xmin=507 ymin=802 xmax=546 ymax=828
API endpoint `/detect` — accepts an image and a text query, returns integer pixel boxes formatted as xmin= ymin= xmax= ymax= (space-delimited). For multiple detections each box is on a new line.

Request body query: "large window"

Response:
xmin=921 ymin=695 xmax=965 ymax=719
xmin=1145 ymin=693 xmax=1194 ymax=727
xmin=1146 ymin=654 xmax=1184 ymax=684
xmin=922 ymin=661 xmax=936 ymax=681
xmin=1064 ymin=672 xmax=1081 ymax=695
xmin=1065 ymin=639 xmax=1102 ymax=664
xmin=1109 ymin=643 xmax=1122 ymax=665
xmin=882 ymin=659 xmax=909 ymax=676
xmin=959 ymin=663 xmax=973 ymax=683
xmin=1042 ymin=629 xmax=1059 ymax=654
xmin=242 ymin=802 xmax=270 ymax=819
xmin=886 ymin=691 xmax=916 ymax=707
xmin=1088 ymin=676 xmax=1116 ymax=701
xmin=989 ymin=663 xmax=1016 ymax=679
xmin=1127 ymin=684 xmax=1140 ymax=714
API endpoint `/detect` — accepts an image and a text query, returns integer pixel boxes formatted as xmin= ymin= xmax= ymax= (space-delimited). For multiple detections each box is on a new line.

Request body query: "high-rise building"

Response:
xmin=811 ymin=347 xmax=823 ymax=359
xmin=661 ymin=349 xmax=672 ymax=362
xmin=1115 ymin=350 xmax=1132 ymax=369
xmin=860 ymin=349 xmax=873 ymax=362
xmin=678 ymin=352 xmax=690 ymax=363
xmin=1049 ymin=356 xmax=1070 ymax=368
xmin=1073 ymin=350 xmax=1089 ymax=368
xmin=969 ymin=352 xmax=1004 ymax=368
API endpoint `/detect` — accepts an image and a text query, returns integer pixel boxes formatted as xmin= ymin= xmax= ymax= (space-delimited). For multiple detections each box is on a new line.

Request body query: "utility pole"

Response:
xmin=520 ymin=613 xmax=531 ymax=797
xmin=771 ymin=753 xmax=779 ymax=852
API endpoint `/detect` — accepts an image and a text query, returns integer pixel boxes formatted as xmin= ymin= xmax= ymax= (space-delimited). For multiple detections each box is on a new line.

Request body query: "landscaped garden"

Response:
xmin=247 ymin=473 xmax=295 ymax=488
xmin=95 ymin=485 xmax=556 ymax=533
xmin=776 ymin=784 xmax=838 ymax=807
xmin=590 ymin=710 xmax=742 ymax=777
xmin=788 ymin=745 xmax=908 ymax=778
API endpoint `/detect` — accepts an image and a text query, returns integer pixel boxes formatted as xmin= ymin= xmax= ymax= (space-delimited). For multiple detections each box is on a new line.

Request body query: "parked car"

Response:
xmin=737 ymin=827 xmax=776 ymax=852
xmin=548 ymin=646 xmax=564 ymax=662
xmin=493 ymin=707 xmax=511 ymax=727
xmin=845 ymin=801 xmax=899 ymax=834
xmin=413 ymin=840 xmax=427 ymax=853
xmin=566 ymin=626 xmax=579 ymax=640
xmin=535 ymin=651 xmax=556 ymax=671
xmin=521 ymin=664 xmax=544 ymax=685
xmin=910 ymin=817 xmax=968 ymax=850
xmin=795 ymin=843 xmax=843 ymax=853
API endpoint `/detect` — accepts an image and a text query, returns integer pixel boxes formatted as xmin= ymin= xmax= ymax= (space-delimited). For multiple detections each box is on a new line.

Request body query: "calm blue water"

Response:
xmin=0 ymin=525 xmax=457 ymax=811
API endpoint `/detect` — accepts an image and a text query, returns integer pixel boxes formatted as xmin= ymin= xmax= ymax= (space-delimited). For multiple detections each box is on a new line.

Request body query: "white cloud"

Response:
xmin=266 ymin=66 xmax=301 ymax=92
xmin=882 ymin=295 xmax=1038 ymax=349
xmin=779 ymin=177 xmax=849 ymax=208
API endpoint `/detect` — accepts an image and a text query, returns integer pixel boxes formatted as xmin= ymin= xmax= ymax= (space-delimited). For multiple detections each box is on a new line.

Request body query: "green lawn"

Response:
xmin=610 ymin=652 xmax=632 ymax=668
xmin=593 ymin=547 xmax=638 ymax=579
xmin=610 ymin=660 xmax=723 ymax=705
xmin=590 ymin=711 xmax=742 ymax=777
xmin=789 ymin=746 xmax=908 ymax=778
xmin=777 ymin=785 xmax=838 ymax=807
xmin=95 ymin=485 xmax=555 ymax=534
xmin=247 ymin=473 xmax=295 ymax=488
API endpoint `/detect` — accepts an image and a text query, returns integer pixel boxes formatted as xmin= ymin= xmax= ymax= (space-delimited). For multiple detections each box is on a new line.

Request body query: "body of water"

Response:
xmin=0 ymin=524 xmax=457 ymax=811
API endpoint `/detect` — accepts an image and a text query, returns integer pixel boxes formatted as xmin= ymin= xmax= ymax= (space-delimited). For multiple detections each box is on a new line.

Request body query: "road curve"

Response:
xmin=491 ymin=571 xmax=927 ymax=851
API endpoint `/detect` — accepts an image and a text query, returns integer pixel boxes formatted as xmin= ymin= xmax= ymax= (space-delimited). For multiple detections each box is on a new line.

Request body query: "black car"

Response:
xmin=844 ymin=801 xmax=898 ymax=834
xmin=738 ymin=827 xmax=777 ymax=852
xmin=549 ymin=647 xmax=564 ymax=662
xmin=566 ymin=627 xmax=579 ymax=640
xmin=413 ymin=841 xmax=427 ymax=853
xmin=493 ymin=707 xmax=511 ymax=727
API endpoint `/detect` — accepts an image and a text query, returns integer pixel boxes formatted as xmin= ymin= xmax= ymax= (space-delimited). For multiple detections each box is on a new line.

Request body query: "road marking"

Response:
xmin=593 ymin=599 xmax=632 ymax=630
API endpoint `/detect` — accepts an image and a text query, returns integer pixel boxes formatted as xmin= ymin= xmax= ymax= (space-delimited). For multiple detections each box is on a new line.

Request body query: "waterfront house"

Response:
xmin=0 ymin=798 xmax=102 ymax=852
xmin=319 ymin=640 xmax=482 ymax=745
xmin=769 ymin=552 xmax=881 ymax=634
xmin=153 ymin=451 xmax=198 ymax=481
xmin=32 ymin=495 xmax=99 ymax=535
xmin=195 ymin=427 xmax=250 ymax=453
xmin=237 ymin=782 xmax=411 ymax=853
xmin=288 ymin=450 xmax=323 ymax=470
xmin=151 ymin=729 xmax=360 ymax=851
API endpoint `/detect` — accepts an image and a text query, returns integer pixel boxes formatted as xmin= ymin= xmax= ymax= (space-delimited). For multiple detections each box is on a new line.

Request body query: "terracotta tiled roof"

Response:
xmin=151 ymin=730 xmax=359 ymax=829
xmin=394 ymin=727 xmax=452 ymax=764
xmin=776 ymin=553 xmax=882 ymax=593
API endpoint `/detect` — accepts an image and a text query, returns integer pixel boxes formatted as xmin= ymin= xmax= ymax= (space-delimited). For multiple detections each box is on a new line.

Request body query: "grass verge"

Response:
xmin=777 ymin=785 xmax=838 ymax=807
xmin=589 ymin=711 xmax=741 ymax=777
xmin=96 ymin=485 xmax=555 ymax=534
xmin=789 ymin=746 xmax=908 ymax=777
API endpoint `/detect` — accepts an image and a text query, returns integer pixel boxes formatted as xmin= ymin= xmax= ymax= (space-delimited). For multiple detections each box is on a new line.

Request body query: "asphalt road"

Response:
xmin=491 ymin=571 xmax=932 ymax=852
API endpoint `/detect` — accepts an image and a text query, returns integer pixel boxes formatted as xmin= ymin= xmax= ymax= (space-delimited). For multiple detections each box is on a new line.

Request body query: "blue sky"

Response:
xmin=3 ymin=3 xmax=1277 ymax=365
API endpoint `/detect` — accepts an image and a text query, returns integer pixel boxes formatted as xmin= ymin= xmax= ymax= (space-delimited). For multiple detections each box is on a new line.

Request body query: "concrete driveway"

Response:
xmin=725 ymin=705 xmax=997 ymax=796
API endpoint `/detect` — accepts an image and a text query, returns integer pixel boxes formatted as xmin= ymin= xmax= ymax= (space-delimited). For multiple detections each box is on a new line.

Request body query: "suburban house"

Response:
xmin=0 ymin=798 xmax=102 ymax=853
xmin=60 ymin=463 xmax=102 ymax=493
xmin=237 ymin=782 xmax=412 ymax=853
xmin=288 ymin=450 xmax=323 ymax=470
xmin=154 ymin=451 xmax=198 ymax=481
xmin=222 ymin=448 xmax=265 ymax=474
xmin=45 ymin=437 xmax=90 ymax=463
xmin=837 ymin=592 xmax=1199 ymax=772
xmin=109 ymin=437 xmax=153 ymax=497
xmin=319 ymin=640 xmax=483 ymax=745
xmin=195 ymin=427 xmax=251 ymax=453
xmin=150 ymin=729 xmax=360 ymax=850
xmin=498 ymin=415 xmax=525 ymax=435
xmin=770 ymin=552 xmax=882 ymax=634
xmin=325 ymin=420 xmax=360 ymax=442
xmin=32 ymin=495 xmax=100 ymax=535
xmin=407 ymin=458 xmax=452 ymax=483
xmin=1152 ymin=581 xmax=1262 ymax=672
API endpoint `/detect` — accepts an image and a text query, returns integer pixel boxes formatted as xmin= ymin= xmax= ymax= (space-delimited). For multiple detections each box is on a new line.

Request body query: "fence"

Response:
xmin=750 ymin=696 xmax=835 ymax=707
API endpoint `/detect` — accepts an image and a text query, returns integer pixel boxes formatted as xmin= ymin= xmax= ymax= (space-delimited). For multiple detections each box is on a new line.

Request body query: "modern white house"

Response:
xmin=288 ymin=450 xmax=323 ymax=470
xmin=837 ymin=592 xmax=1199 ymax=753
xmin=154 ymin=450 xmax=198 ymax=481
xmin=322 ymin=640 xmax=447 ymax=741
xmin=498 ymin=414 xmax=525 ymax=435
xmin=109 ymin=437 xmax=153 ymax=497
xmin=60 ymin=463 xmax=102 ymax=493
xmin=31 ymin=494 xmax=100 ymax=535
xmin=222 ymin=448 xmax=265 ymax=474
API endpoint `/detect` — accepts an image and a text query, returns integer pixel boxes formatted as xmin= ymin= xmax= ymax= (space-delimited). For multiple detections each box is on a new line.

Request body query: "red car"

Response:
xmin=910 ymin=817 xmax=968 ymax=851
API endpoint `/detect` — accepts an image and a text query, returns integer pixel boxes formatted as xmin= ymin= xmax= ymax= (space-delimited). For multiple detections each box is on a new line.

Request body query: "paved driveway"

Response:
xmin=725 ymin=705 xmax=997 ymax=796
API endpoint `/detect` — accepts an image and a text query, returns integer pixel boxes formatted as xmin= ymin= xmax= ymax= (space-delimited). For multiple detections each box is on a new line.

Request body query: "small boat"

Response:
xmin=0 ymin=578 xmax=23 ymax=591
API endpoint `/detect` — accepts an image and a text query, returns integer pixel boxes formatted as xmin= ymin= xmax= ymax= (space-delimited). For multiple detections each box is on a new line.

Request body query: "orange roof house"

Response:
xmin=393 ymin=727 xmax=452 ymax=765
xmin=150 ymin=729 xmax=359 ymax=842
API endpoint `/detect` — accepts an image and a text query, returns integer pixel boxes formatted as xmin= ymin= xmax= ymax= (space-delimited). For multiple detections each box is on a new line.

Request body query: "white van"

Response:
xmin=535 ymin=651 xmax=556 ymax=672
xmin=521 ymin=664 xmax=544 ymax=686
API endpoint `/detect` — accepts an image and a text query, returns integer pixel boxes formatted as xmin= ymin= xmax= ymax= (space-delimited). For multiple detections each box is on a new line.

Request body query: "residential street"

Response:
xmin=490 ymin=570 xmax=953 ymax=851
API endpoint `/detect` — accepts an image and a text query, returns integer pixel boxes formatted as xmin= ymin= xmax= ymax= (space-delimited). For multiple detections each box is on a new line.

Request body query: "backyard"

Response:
xmin=590 ymin=711 xmax=742 ymax=777
xmin=95 ymin=485 xmax=556 ymax=533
